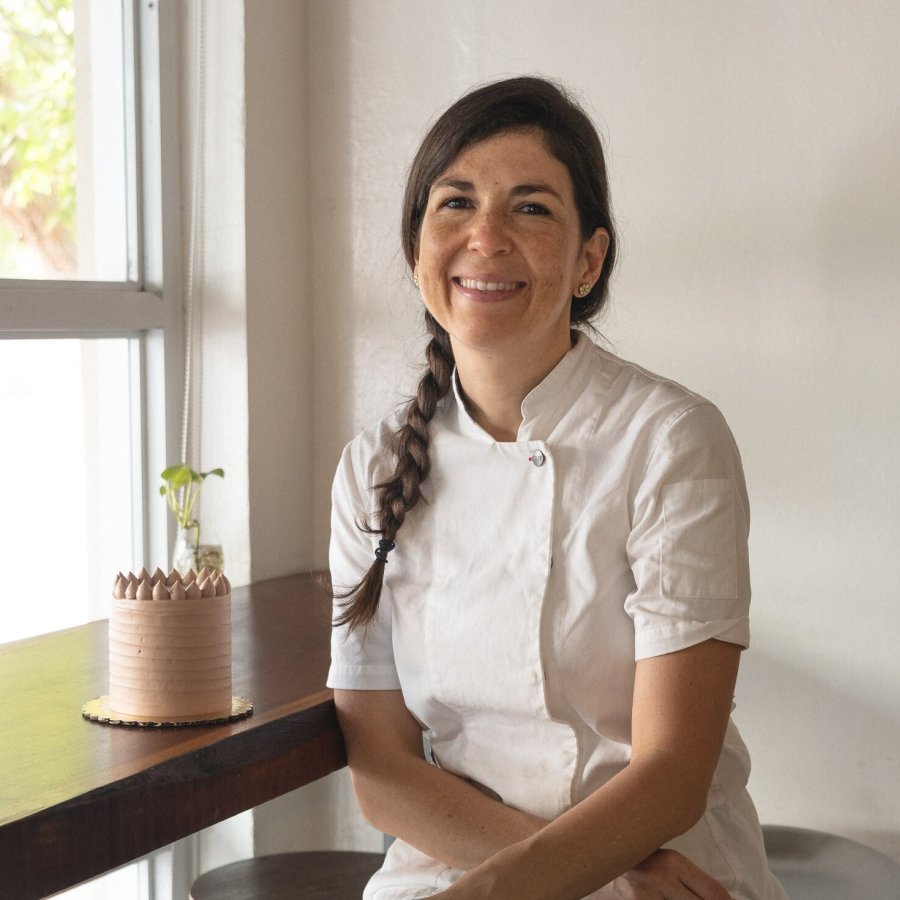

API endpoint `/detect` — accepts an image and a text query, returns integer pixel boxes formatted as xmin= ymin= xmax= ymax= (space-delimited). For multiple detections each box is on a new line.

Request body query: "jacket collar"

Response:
xmin=448 ymin=332 xmax=594 ymax=443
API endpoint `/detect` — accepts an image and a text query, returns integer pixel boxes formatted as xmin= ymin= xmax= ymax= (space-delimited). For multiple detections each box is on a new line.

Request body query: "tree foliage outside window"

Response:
xmin=0 ymin=0 xmax=76 ymax=277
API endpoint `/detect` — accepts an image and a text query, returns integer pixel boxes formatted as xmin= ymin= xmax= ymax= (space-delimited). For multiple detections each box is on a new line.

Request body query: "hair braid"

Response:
xmin=334 ymin=319 xmax=454 ymax=631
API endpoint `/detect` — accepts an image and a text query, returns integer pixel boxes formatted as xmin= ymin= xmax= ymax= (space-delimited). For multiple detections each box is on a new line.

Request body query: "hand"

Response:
xmin=597 ymin=849 xmax=733 ymax=899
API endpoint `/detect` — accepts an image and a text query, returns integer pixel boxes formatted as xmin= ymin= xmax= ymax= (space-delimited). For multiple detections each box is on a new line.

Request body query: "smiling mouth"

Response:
xmin=455 ymin=277 xmax=524 ymax=292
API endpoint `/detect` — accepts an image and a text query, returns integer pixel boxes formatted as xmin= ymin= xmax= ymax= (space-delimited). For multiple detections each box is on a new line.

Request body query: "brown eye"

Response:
xmin=519 ymin=202 xmax=550 ymax=215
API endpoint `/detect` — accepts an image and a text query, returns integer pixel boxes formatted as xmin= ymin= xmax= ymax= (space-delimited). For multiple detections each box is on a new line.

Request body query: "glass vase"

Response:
xmin=173 ymin=521 xmax=224 ymax=575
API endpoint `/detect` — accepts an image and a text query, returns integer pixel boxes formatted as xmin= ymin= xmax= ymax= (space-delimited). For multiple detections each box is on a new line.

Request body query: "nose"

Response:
xmin=467 ymin=209 xmax=512 ymax=257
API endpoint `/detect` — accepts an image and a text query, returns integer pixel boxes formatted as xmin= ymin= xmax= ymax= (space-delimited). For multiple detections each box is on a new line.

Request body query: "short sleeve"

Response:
xmin=625 ymin=402 xmax=751 ymax=660
xmin=326 ymin=439 xmax=401 ymax=690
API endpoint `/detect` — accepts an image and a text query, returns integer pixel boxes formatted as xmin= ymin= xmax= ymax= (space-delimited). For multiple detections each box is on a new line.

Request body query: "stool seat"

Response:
xmin=189 ymin=851 xmax=385 ymax=900
xmin=763 ymin=825 xmax=900 ymax=900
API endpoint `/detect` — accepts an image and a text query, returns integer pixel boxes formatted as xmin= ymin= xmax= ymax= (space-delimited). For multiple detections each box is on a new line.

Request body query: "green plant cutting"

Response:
xmin=160 ymin=464 xmax=225 ymax=572
xmin=159 ymin=464 xmax=224 ymax=529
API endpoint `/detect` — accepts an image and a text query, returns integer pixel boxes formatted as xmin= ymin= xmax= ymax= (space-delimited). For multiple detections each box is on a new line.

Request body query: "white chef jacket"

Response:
xmin=327 ymin=334 xmax=787 ymax=900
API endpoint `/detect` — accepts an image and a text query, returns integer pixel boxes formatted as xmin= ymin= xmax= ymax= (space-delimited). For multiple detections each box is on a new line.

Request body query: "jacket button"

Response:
xmin=530 ymin=450 xmax=545 ymax=467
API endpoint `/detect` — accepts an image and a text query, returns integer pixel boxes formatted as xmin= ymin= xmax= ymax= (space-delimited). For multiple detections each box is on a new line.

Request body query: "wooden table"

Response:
xmin=0 ymin=574 xmax=345 ymax=900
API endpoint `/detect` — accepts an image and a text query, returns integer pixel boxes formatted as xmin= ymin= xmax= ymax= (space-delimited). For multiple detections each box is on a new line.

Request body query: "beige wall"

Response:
xmin=203 ymin=0 xmax=900 ymax=868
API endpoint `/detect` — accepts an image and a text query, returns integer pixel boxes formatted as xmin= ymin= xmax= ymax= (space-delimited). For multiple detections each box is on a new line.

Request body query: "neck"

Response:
xmin=453 ymin=333 xmax=574 ymax=441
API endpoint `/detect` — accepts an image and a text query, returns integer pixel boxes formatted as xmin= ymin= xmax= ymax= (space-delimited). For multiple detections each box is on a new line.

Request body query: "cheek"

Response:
xmin=417 ymin=223 xmax=453 ymax=267
xmin=417 ymin=248 xmax=457 ymax=310
xmin=415 ymin=233 xmax=450 ymax=317
xmin=532 ymin=244 xmax=577 ymax=288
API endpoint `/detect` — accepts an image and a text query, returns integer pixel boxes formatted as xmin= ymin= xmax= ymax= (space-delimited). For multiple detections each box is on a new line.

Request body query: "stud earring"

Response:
xmin=575 ymin=282 xmax=591 ymax=298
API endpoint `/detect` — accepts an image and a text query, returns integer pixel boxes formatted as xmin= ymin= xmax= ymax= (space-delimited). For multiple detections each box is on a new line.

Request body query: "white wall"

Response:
xmin=195 ymin=0 xmax=899 ymax=874
xmin=300 ymin=0 xmax=900 ymax=863
xmin=244 ymin=3 xmax=316 ymax=581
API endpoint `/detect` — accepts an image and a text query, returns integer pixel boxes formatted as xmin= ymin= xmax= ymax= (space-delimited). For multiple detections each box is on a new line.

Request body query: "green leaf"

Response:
xmin=159 ymin=462 xmax=224 ymax=530
xmin=172 ymin=470 xmax=191 ymax=489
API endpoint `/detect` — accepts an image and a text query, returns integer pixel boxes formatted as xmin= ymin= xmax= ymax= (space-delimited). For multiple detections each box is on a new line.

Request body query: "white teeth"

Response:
xmin=459 ymin=278 xmax=518 ymax=292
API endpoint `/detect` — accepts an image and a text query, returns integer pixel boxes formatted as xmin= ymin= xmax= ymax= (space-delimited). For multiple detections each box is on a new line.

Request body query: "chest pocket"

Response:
xmin=422 ymin=434 xmax=556 ymax=718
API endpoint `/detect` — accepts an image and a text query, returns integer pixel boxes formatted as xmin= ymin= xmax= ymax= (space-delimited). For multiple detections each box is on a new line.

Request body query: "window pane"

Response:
xmin=0 ymin=338 xmax=141 ymax=643
xmin=0 ymin=0 xmax=130 ymax=281
xmin=52 ymin=859 xmax=146 ymax=900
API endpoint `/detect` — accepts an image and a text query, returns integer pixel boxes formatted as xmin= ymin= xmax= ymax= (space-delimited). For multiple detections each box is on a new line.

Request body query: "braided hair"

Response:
xmin=335 ymin=76 xmax=617 ymax=631
xmin=333 ymin=314 xmax=453 ymax=630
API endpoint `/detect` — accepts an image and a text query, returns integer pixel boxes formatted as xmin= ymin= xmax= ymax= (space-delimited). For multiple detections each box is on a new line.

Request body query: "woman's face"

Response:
xmin=414 ymin=129 xmax=608 ymax=366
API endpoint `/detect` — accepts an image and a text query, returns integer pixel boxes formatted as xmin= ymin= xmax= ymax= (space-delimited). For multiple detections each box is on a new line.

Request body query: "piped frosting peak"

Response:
xmin=113 ymin=568 xmax=231 ymax=601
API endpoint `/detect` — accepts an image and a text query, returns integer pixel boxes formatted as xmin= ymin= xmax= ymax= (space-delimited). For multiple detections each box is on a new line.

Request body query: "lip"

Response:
xmin=452 ymin=275 xmax=526 ymax=300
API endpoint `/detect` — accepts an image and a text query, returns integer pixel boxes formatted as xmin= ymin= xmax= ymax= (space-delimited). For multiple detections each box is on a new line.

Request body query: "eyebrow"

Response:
xmin=432 ymin=177 xmax=564 ymax=202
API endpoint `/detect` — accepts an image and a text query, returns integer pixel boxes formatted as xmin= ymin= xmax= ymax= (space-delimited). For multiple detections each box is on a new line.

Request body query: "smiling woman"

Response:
xmin=414 ymin=129 xmax=608 ymax=434
xmin=326 ymin=76 xmax=788 ymax=900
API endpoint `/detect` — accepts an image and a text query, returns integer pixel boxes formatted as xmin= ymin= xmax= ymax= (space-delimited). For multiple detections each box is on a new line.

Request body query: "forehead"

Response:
xmin=434 ymin=128 xmax=575 ymax=195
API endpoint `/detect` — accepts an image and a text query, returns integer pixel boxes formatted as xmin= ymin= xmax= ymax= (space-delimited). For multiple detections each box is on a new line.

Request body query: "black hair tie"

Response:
xmin=374 ymin=538 xmax=395 ymax=563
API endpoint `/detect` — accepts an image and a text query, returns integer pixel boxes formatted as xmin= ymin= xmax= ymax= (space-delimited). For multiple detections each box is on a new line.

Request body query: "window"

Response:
xmin=0 ymin=337 xmax=141 ymax=641
xmin=0 ymin=0 xmax=133 ymax=281
xmin=1 ymin=2 xmax=182 ymax=898
xmin=0 ymin=0 xmax=181 ymax=649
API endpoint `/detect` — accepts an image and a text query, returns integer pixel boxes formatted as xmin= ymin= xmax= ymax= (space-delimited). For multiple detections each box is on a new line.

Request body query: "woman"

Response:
xmin=327 ymin=77 xmax=787 ymax=900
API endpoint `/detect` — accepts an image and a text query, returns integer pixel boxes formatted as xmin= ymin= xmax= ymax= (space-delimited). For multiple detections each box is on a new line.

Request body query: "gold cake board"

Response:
xmin=82 ymin=695 xmax=253 ymax=727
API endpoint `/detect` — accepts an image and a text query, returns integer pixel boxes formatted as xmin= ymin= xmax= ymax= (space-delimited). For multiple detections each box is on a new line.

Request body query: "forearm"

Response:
xmin=350 ymin=754 xmax=548 ymax=870
xmin=441 ymin=754 xmax=704 ymax=900
xmin=439 ymin=640 xmax=741 ymax=899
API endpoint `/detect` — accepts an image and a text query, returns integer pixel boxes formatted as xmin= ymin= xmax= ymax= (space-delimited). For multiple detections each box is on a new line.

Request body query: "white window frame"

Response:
xmin=2 ymin=3 xmax=183 ymax=894
xmin=0 ymin=0 xmax=183 ymax=570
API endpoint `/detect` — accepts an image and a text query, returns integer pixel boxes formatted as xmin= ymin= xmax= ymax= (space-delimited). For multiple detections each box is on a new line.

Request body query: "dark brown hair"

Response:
xmin=335 ymin=76 xmax=617 ymax=631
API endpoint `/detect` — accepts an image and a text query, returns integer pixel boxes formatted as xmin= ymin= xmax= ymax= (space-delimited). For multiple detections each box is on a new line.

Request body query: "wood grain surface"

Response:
xmin=0 ymin=573 xmax=345 ymax=899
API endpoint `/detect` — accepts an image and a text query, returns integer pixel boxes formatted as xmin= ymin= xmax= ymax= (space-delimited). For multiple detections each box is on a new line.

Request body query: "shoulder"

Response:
xmin=582 ymin=340 xmax=731 ymax=438
xmin=336 ymin=393 xmax=447 ymax=506
xmin=575 ymin=341 xmax=743 ymax=486
xmin=344 ymin=406 xmax=401 ymax=465
xmin=333 ymin=409 xmax=400 ymax=512
xmin=341 ymin=386 xmax=459 ymax=484
xmin=587 ymin=341 xmax=711 ymax=422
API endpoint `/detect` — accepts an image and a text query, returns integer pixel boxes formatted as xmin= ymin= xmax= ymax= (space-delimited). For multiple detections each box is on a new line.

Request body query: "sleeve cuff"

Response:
xmin=634 ymin=616 xmax=750 ymax=661
xmin=326 ymin=662 xmax=402 ymax=690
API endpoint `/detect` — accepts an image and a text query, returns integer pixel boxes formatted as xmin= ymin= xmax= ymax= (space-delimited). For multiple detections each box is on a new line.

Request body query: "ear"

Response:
xmin=578 ymin=227 xmax=610 ymax=287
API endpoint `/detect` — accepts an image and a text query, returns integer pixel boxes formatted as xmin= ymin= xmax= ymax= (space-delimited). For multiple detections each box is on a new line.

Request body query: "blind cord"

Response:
xmin=180 ymin=0 xmax=205 ymax=469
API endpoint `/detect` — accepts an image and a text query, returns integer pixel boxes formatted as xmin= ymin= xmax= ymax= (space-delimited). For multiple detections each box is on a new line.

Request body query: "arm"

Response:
xmin=436 ymin=638 xmax=740 ymax=899
xmin=335 ymin=687 xmax=548 ymax=870
xmin=336 ymin=685 xmax=733 ymax=899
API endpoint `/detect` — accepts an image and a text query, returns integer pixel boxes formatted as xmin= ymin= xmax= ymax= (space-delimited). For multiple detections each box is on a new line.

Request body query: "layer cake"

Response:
xmin=108 ymin=567 xmax=232 ymax=722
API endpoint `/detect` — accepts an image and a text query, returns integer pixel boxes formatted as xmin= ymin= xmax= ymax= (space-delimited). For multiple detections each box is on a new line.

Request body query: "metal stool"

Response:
xmin=189 ymin=851 xmax=385 ymax=900
xmin=763 ymin=824 xmax=900 ymax=899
